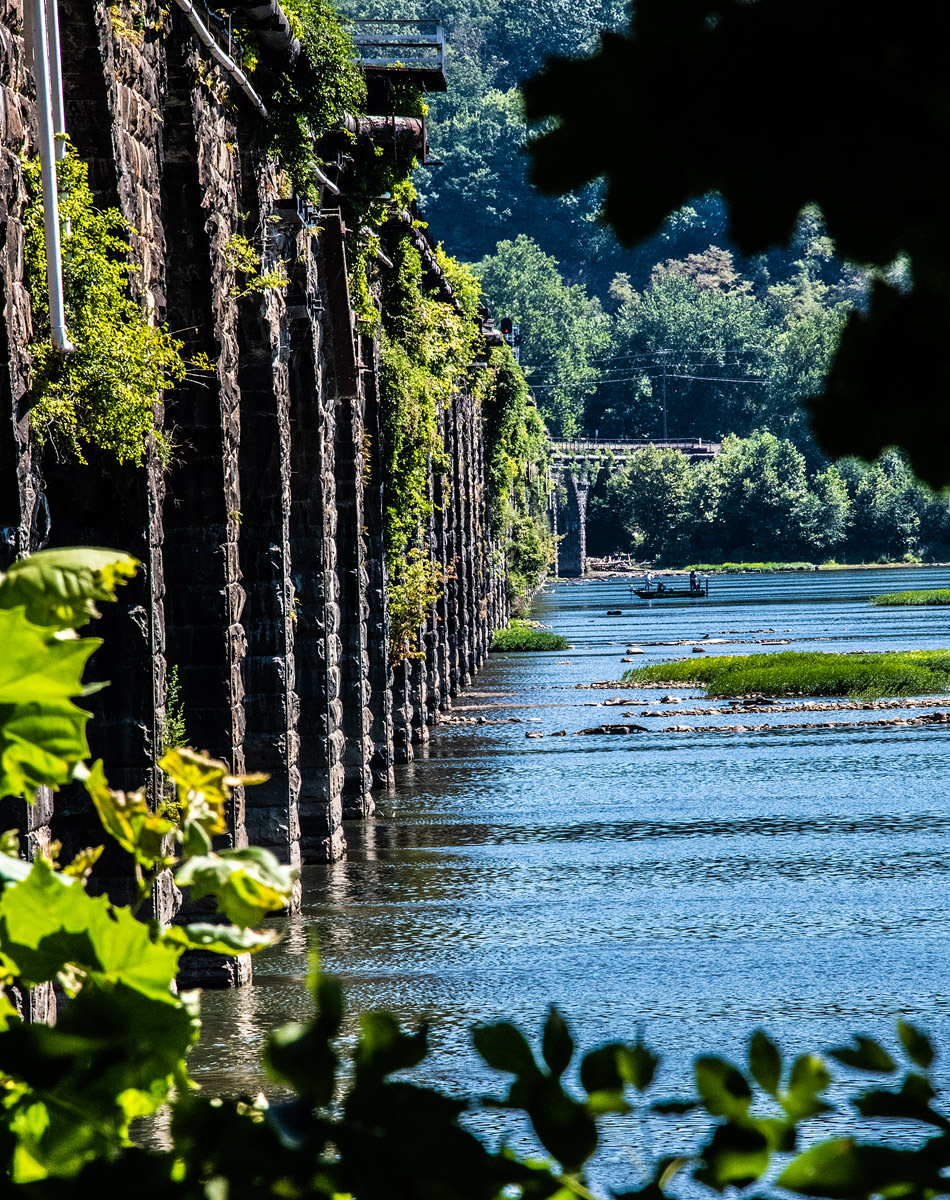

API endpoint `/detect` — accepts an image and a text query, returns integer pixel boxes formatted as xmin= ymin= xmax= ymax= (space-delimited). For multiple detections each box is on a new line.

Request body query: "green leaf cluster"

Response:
xmin=0 ymin=548 xmax=136 ymax=802
xmin=253 ymin=0 xmax=367 ymax=201
xmin=375 ymin=235 xmax=483 ymax=659
xmin=11 ymin=966 xmax=945 ymax=1200
xmin=23 ymin=146 xmax=187 ymax=466
xmin=0 ymin=547 xmax=295 ymax=1180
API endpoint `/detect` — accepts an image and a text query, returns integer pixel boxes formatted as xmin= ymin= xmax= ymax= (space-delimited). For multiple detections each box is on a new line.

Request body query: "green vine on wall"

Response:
xmin=251 ymin=0 xmax=367 ymax=201
xmin=376 ymin=235 xmax=483 ymax=660
xmin=223 ymin=233 xmax=290 ymax=298
xmin=480 ymin=343 xmax=555 ymax=601
xmin=23 ymin=146 xmax=190 ymax=467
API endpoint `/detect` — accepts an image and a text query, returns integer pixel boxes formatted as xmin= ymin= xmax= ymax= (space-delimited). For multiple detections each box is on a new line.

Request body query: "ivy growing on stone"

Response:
xmin=22 ymin=146 xmax=188 ymax=467
xmin=480 ymin=344 xmax=554 ymax=601
xmin=376 ymin=234 xmax=481 ymax=659
xmin=253 ymin=0 xmax=367 ymax=201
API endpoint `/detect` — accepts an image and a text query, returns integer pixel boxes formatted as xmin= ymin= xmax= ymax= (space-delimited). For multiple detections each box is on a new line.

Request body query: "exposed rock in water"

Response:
xmin=575 ymin=723 xmax=649 ymax=735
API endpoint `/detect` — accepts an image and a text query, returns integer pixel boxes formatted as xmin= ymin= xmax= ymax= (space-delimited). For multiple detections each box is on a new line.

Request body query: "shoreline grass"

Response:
xmin=620 ymin=650 xmax=950 ymax=698
xmin=492 ymin=622 xmax=568 ymax=652
xmin=871 ymin=590 xmax=950 ymax=607
xmin=684 ymin=561 xmax=817 ymax=573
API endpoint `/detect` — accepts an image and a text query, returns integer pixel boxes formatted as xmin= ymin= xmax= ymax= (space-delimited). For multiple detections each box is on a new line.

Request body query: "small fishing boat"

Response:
xmin=633 ymin=578 xmax=709 ymax=600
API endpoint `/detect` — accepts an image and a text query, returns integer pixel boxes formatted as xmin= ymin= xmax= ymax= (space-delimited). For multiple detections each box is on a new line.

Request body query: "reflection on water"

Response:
xmin=193 ymin=568 xmax=950 ymax=1173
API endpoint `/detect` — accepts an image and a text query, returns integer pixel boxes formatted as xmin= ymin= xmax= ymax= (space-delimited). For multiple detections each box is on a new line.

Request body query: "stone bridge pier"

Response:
xmin=557 ymin=471 xmax=589 ymax=577
xmin=551 ymin=439 xmax=722 ymax=576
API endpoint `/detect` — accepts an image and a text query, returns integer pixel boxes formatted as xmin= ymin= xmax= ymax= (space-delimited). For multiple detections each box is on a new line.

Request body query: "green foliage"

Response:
xmin=620 ymin=649 xmax=950 ymax=699
xmin=223 ymin=233 xmax=289 ymax=298
xmin=387 ymin=548 xmax=446 ymax=664
xmin=588 ymin=434 xmax=950 ymax=565
xmin=480 ymin=344 xmax=554 ymax=598
xmin=0 ymin=547 xmax=295 ymax=1181
xmin=492 ymin=623 xmax=568 ymax=652
xmin=23 ymin=147 xmax=186 ymax=466
xmin=376 ymin=236 xmax=485 ymax=659
xmin=0 ymin=547 xmax=138 ymax=631
xmin=335 ymin=0 xmax=631 ymax=275
xmin=475 ymin=235 xmax=610 ymax=435
xmin=686 ymin=562 xmax=817 ymax=573
xmin=523 ymin=0 xmax=950 ymax=486
xmin=872 ymin=590 xmax=950 ymax=607
xmin=162 ymin=664 xmax=187 ymax=751
xmin=19 ymin=986 xmax=949 ymax=1200
xmin=254 ymin=0 xmax=367 ymax=201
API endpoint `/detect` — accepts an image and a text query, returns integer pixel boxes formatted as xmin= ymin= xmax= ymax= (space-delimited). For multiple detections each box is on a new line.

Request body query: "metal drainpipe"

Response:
xmin=173 ymin=0 xmax=269 ymax=118
xmin=43 ymin=0 xmax=67 ymax=162
xmin=26 ymin=0 xmax=73 ymax=353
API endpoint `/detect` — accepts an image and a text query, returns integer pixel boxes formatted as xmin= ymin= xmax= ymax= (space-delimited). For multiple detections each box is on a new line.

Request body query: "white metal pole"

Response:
xmin=28 ymin=0 xmax=73 ymax=353
xmin=43 ymin=0 xmax=67 ymax=161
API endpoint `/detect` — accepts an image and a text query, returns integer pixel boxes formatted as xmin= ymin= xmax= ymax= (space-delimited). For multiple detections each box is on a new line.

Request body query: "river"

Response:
xmin=191 ymin=565 xmax=950 ymax=1178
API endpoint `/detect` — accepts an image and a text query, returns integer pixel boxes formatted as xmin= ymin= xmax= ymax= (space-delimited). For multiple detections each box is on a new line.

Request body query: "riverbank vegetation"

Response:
xmin=3 ymin=549 xmax=949 ymax=1198
xmin=872 ymin=590 xmax=950 ymax=606
xmin=492 ymin=620 xmax=567 ymax=652
xmin=685 ymin=561 xmax=818 ymax=573
xmin=622 ymin=650 xmax=950 ymax=698
xmin=585 ymin=433 xmax=950 ymax=565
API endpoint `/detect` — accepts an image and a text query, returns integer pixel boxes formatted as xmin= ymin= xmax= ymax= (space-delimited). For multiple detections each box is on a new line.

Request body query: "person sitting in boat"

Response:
xmin=657 ymin=581 xmax=666 ymax=594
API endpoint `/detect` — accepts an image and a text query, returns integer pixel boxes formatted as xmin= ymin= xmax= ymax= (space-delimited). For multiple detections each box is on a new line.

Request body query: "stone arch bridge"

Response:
xmin=550 ymin=439 xmax=721 ymax=576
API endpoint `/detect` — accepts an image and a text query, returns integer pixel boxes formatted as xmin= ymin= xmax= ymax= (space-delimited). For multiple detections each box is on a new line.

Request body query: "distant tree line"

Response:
xmin=585 ymin=433 xmax=950 ymax=565
xmin=475 ymin=220 xmax=867 ymax=442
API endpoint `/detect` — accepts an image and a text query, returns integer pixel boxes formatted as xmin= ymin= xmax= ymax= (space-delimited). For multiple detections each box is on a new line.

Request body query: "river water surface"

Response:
xmin=192 ymin=566 xmax=950 ymax=1175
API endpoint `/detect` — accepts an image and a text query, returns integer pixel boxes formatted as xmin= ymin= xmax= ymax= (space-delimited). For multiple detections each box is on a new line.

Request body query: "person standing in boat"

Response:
xmin=645 ymin=571 xmax=654 ymax=591
xmin=689 ymin=570 xmax=698 ymax=592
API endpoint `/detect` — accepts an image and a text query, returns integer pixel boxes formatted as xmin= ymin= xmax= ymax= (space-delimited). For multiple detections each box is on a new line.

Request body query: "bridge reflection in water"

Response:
xmin=549 ymin=439 xmax=722 ymax=576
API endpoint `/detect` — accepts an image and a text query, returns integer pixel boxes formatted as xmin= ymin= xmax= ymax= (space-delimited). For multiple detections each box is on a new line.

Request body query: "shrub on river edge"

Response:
xmin=621 ymin=649 xmax=950 ymax=697
xmin=872 ymin=589 xmax=950 ymax=607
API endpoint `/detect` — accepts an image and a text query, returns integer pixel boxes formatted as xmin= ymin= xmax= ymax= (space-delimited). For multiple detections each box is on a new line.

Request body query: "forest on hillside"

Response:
xmin=336 ymin=0 xmax=866 ymax=439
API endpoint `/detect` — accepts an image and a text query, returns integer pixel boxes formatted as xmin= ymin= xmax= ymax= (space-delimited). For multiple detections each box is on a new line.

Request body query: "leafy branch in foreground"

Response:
xmin=0 ymin=547 xmax=296 ymax=1181
xmin=9 ymin=958 xmax=950 ymax=1200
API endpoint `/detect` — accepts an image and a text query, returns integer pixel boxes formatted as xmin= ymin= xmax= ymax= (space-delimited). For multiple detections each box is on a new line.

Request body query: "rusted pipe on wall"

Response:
xmin=343 ymin=113 xmax=427 ymax=156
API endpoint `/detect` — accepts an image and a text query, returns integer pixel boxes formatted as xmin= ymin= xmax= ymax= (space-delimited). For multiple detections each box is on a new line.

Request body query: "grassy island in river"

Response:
xmin=492 ymin=621 xmax=568 ymax=651
xmin=872 ymin=590 xmax=950 ymax=607
xmin=621 ymin=650 xmax=950 ymax=698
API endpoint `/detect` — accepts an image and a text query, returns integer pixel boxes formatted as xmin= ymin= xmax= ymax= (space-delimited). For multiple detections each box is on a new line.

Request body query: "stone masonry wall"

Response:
xmin=0 ymin=0 xmax=507 ymax=988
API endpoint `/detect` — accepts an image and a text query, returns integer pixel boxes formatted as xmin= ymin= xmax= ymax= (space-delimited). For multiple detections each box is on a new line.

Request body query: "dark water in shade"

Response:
xmin=190 ymin=566 xmax=950 ymax=1178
